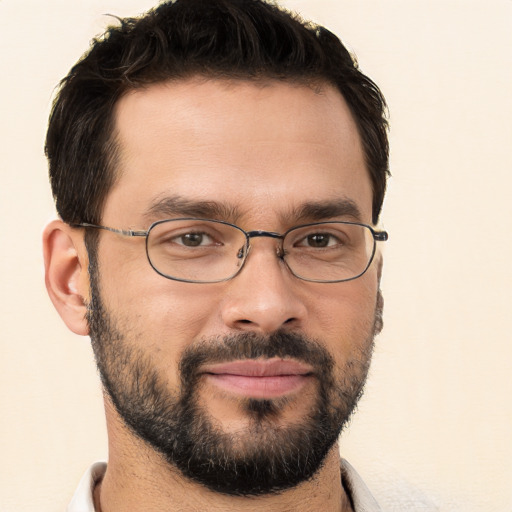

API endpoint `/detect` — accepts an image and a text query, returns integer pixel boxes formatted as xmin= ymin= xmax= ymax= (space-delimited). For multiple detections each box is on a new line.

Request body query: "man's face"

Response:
xmin=88 ymin=79 xmax=382 ymax=495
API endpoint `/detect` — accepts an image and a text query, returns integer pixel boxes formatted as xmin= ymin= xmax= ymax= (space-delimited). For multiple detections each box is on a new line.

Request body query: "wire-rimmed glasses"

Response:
xmin=75 ymin=218 xmax=388 ymax=283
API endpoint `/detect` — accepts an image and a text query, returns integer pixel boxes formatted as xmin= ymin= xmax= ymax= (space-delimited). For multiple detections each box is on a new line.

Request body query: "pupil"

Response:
xmin=183 ymin=233 xmax=203 ymax=246
xmin=308 ymin=234 xmax=328 ymax=247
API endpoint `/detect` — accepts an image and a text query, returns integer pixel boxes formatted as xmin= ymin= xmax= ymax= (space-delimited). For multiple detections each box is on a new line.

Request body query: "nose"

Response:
xmin=220 ymin=238 xmax=307 ymax=334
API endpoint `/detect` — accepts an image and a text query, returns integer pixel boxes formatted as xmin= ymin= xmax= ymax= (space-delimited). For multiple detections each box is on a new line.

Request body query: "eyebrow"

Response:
xmin=142 ymin=195 xmax=363 ymax=226
xmin=290 ymin=199 xmax=363 ymax=223
xmin=143 ymin=195 xmax=240 ymax=223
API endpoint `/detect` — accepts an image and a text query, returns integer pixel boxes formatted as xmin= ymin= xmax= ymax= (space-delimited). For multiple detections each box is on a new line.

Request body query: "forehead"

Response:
xmin=104 ymin=78 xmax=372 ymax=226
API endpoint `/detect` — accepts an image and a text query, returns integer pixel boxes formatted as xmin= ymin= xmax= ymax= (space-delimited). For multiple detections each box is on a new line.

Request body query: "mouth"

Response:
xmin=201 ymin=358 xmax=315 ymax=399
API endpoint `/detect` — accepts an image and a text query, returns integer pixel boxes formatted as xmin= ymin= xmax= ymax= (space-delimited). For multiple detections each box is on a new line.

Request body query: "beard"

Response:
xmin=86 ymin=246 xmax=382 ymax=496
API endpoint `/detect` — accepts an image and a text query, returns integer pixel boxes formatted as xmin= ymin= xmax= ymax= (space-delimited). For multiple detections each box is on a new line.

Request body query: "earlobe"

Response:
xmin=43 ymin=220 xmax=90 ymax=336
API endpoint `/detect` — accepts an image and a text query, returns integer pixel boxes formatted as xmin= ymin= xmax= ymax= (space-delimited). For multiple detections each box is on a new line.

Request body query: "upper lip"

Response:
xmin=201 ymin=358 xmax=314 ymax=377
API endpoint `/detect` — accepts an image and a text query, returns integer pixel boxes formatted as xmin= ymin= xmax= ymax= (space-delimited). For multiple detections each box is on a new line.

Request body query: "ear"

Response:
xmin=43 ymin=220 xmax=91 ymax=336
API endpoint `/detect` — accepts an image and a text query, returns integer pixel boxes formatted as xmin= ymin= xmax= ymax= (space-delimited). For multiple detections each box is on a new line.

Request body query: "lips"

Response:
xmin=201 ymin=358 xmax=314 ymax=399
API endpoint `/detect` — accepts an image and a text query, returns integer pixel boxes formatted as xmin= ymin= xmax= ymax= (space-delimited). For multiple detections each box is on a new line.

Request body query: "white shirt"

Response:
xmin=66 ymin=459 xmax=381 ymax=511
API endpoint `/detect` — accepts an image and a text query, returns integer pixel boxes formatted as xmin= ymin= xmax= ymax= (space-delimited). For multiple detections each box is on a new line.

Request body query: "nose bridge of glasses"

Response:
xmin=246 ymin=230 xmax=285 ymax=256
xmin=246 ymin=230 xmax=283 ymax=240
xmin=236 ymin=230 xmax=285 ymax=261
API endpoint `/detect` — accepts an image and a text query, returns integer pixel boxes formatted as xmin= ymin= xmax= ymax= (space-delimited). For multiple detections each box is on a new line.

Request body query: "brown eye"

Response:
xmin=305 ymin=233 xmax=331 ymax=248
xmin=180 ymin=233 xmax=207 ymax=247
xmin=297 ymin=232 xmax=340 ymax=248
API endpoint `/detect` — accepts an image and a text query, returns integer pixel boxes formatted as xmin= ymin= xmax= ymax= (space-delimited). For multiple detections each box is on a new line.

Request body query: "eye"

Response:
xmin=174 ymin=231 xmax=216 ymax=247
xmin=297 ymin=232 xmax=341 ymax=248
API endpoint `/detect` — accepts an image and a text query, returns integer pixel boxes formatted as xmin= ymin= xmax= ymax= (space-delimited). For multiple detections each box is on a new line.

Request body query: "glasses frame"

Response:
xmin=74 ymin=218 xmax=388 ymax=284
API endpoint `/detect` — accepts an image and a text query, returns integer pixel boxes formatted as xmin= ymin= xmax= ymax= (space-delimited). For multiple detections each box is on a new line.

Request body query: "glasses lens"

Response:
xmin=283 ymin=222 xmax=376 ymax=282
xmin=146 ymin=219 xmax=247 ymax=282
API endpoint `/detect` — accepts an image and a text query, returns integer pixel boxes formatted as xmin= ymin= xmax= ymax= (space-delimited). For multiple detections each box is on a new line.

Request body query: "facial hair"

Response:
xmin=86 ymin=251 xmax=381 ymax=496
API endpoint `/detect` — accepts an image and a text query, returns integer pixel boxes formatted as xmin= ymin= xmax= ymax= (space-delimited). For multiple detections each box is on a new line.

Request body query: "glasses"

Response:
xmin=75 ymin=218 xmax=388 ymax=284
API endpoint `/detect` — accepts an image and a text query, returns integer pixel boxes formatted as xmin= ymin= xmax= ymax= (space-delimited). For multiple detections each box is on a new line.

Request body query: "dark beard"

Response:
xmin=86 ymin=248 xmax=379 ymax=496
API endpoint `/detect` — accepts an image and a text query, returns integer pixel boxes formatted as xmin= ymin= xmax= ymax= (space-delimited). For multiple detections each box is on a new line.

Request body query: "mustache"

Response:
xmin=179 ymin=330 xmax=335 ymax=384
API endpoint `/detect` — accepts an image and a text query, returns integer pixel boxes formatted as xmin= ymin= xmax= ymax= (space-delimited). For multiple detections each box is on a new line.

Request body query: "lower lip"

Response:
xmin=205 ymin=373 xmax=311 ymax=399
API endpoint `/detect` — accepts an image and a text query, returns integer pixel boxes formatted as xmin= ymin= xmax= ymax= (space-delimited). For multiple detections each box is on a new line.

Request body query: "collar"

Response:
xmin=340 ymin=458 xmax=382 ymax=511
xmin=66 ymin=461 xmax=106 ymax=512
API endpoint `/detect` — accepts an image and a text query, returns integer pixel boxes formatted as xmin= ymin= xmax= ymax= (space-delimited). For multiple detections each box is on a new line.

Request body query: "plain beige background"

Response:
xmin=1 ymin=0 xmax=511 ymax=510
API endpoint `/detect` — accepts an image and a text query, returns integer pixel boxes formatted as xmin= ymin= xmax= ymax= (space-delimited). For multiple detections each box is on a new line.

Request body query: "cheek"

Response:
xmin=97 ymin=245 xmax=221 ymax=366
xmin=109 ymin=280 xmax=218 ymax=341
xmin=310 ymin=271 xmax=379 ymax=360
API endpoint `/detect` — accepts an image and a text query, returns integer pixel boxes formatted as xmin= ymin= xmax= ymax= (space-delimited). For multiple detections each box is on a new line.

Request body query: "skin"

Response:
xmin=43 ymin=78 xmax=381 ymax=511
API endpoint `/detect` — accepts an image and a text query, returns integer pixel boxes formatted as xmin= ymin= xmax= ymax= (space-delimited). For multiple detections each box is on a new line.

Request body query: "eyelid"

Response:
xmin=169 ymin=229 xmax=215 ymax=241
xmin=286 ymin=223 xmax=354 ymax=244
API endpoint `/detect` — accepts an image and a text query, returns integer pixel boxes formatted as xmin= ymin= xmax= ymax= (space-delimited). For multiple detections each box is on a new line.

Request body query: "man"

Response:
xmin=43 ymin=0 xmax=389 ymax=510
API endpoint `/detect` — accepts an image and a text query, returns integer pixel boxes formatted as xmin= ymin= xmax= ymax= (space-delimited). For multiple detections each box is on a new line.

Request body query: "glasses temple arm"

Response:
xmin=72 ymin=223 xmax=148 ymax=237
